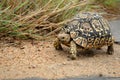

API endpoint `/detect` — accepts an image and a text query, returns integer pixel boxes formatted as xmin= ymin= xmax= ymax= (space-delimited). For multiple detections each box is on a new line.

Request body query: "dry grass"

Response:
xmin=0 ymin=0 xmax=90 ymax=39
xmin=0 ymin=0 xmax=119 ymax=40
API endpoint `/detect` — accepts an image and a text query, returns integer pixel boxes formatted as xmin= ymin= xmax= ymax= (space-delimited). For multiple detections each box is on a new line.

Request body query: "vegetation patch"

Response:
xmin=0 ymin=0 xmax=119 ymax=40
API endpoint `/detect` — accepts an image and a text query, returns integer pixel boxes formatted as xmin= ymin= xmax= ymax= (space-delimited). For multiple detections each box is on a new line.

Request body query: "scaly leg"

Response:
xmin=53 ymin=38 xmax=63 ymax=50
xmin=107 ymin=43 xmax=114 ymax=55
xmin=70 ymin=41 xmax=77 ymax=60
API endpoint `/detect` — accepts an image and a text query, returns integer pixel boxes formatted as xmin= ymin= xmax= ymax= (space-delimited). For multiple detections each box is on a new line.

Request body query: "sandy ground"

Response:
xmin=0 ymin=39 xmax=120 ymax=80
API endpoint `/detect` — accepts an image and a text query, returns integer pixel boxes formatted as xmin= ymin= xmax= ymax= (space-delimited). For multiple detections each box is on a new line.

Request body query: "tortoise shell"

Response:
xmin=62 ymin=12 xmax=114 ymax=49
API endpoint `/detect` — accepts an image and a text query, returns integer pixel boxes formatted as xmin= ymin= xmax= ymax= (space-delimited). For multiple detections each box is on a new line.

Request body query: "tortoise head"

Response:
xmin=58 ymin=25 xmax=71 ymax=43
xmin=58 ymin=31 xmax=71 ymax=44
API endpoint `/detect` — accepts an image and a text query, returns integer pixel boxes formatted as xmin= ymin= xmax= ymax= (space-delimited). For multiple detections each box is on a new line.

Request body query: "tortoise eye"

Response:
xmin=64 ymin=24 xmax=68 ymax=28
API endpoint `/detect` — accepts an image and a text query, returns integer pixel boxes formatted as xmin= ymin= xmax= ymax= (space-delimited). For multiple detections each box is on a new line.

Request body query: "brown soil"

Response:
xmin=0 ymin=39 xmax=120 ymax=79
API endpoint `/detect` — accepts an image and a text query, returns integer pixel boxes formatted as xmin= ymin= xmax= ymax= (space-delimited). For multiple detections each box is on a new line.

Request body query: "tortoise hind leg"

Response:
xmin=107 ymin=43 xmax=114 ymax=55
xmin=53 ymin=38 xmax=63 ymax=50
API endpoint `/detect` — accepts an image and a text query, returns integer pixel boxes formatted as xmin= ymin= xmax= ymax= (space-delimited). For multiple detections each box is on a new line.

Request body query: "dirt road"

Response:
xmin=0 ymin=39 xmax=120 ymax=80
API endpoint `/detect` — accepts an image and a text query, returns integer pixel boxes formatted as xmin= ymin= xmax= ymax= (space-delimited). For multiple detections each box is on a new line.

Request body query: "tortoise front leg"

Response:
xmin=70 ymin=41 xmax=77 ymax=60
xmin=53 ymin=38 xmax=63 ymax=50
xmin=107 ymin=43 xmax=114 ymax=55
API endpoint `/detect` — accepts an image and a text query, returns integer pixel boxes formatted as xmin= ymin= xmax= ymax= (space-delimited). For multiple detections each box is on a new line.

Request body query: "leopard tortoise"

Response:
xmin=54 ymin=12 xmax=114 ymax=60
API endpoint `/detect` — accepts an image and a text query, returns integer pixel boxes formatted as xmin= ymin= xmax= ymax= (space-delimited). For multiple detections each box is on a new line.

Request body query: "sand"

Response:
xmin=0 ymin=39 xmax=120 ymax=79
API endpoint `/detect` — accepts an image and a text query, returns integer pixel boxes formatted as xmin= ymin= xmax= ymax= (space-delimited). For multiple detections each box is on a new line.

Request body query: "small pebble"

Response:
xmin=54 ymin=54 xmax=57 ymax=57
xmin=20 ymin=46 xmax=25 ymax=49
xmin=99 ymin=73 xmax=103 ymax=77
xmin=46 ymin=46 xmax=50 ymax=48
xmin=28 ymin=66 xmax=36 ymax=69
xmin=38 ymin=49 xmax=41 ymax=51
xmin=113 ymin=72 xmax=116 ymax=74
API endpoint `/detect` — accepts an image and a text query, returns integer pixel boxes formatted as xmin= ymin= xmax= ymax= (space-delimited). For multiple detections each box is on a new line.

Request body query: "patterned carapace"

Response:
xmin=62 ymin=12 xmax=114 ymax=49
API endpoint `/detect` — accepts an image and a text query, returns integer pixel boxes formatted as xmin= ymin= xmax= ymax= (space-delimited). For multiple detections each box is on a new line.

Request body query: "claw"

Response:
xmin=70 ymin=55 xmax=77 ymax=60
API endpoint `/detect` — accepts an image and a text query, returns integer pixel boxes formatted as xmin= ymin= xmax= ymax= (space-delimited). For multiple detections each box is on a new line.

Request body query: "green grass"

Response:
xmin=104 ymin=0 xmax=120 ymax=8
xmin=92 ymin=0 xmax=120 ymax=8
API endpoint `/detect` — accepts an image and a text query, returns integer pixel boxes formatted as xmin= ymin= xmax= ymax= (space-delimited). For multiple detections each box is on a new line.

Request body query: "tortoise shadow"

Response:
xmin=77 ymin=48 xmax=108 ymax=58
xmin=56 ymin=45 xmax=109 ymax=60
